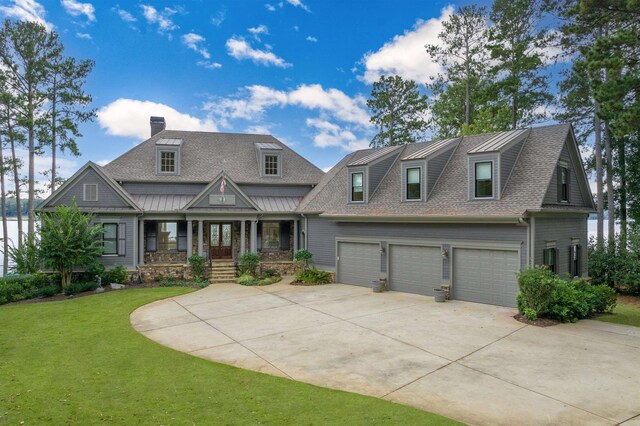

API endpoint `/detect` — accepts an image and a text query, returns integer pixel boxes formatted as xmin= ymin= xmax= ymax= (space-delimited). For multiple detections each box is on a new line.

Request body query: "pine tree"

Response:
xmin=487 ymin=0 xmax=553 ymax=129
xmin=367 ymin=75 xmax=429 ymax=147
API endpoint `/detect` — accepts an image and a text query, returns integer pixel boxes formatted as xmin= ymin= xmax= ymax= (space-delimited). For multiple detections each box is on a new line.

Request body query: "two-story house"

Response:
xmin=40 ymin=118 xmax=594 ymax=307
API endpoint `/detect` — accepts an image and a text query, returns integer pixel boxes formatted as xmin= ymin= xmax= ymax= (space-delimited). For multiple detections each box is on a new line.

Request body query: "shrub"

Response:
xmin=261 ymin=268 xmax=279 ymax=278
xmin=188 ymin=255 xmax=206 ymax=282
xmin=7 ymin=233 xmax=42 ymax=274
xmin=103 ymin=266 xmax=128 ymax=284
xmin=295 ymin=268 xmax=331 ymax=285
xmin=236 ymin=274 xmax=281 ymax=286
xmin=517 ymin=266 xmax=557 ymax=316
xmin=523 ymin=307 xmax=537 ymax=321
xmin=0 ymin=274 xmax=62 ymax=305
xmin=237 ymin=274 xmax=256 ymax=285
xmin=239 ymin=252 xmax=260 ymax=277
xmin=293 ymin=249 xmax=313 ymax=269
xmin=63 ymin=281 xmax=98 ymax=296
xmin=546 ymin=281 xmax=592 ymax=323
xmin=85 ymin=262 xmax=106 ymax=281
xmin=585 ymin=284 xmax=617 ymax=313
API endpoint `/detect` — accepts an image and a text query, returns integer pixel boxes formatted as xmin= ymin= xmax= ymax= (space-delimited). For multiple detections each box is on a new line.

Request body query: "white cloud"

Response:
xmin=305 ymin=35 xmax=317 ymax=42
xmin=305 ymin=118 xmax=369 ymax=151
xmin=197 ymin=60 xmax=222 ymax=70
xmin=286 ymin=0 xmax=310 ymax=12
xmin=76 ymin=32 xmax=91 ymax=39
xmin=245 ymin=124 xmax=271 ymax=134
xmin=0 ymin=0 xmax=53 ymax=30
xmin=61 ymin=0 xmax=95 ymax=22
xmin=248 ymin=24 xmax=268 ymax=35
xmin=205 ymin=84 xmax=371 ymax=129
xmin=226 ymin=37 xmax=291 ymax=68
xmin=96 ymin=159 xmax=111 ymax=167
xmin=181 ymin=33 xmax=210 ymax=59
xmin=8 ymin=148 xmax=78 ymax=197
xmin=361 ymin=6 xmax=453 ymax=85
xmin=210 ymin=8 xmax=225 ymax=27
xmin=113 ymin=6 xmax=136 ymax=23
xmin=97 ymin=98 xmax=218 ymax=140
xmin=265 ymin=3 xmax=276 ymax=11
xmin=140 ymin=4 xmax=178 ymax=34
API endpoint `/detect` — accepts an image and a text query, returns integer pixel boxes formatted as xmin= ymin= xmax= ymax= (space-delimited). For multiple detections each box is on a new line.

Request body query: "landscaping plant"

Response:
xmin=0 ymin=273 xmax=61 ymax=304
xmin=39 ymin=201 xmax=104 ymax=288
xmin=188 ymin=255 xmax=206 ymax=282
xmin=238 ymin=252 xmax=260 ymax=277
xmin=6 ymin=232 xmax=42 ymax=274
xmin=103 ymin=265 xmax=128 ymax=284
xmin=293 ymin=249 xmax=313 ymax=270
xmin=294 ymin=268 xmax=331 ymax=285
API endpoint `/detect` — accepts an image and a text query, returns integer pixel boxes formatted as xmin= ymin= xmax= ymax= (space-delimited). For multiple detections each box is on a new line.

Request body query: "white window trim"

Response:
xmin=83 ymin=183 xmax=98 ymax=202
xmin=473 ymin=160 xmax=495 ymax=200
xmin=349 ymin=170 xmax=365 ymax=203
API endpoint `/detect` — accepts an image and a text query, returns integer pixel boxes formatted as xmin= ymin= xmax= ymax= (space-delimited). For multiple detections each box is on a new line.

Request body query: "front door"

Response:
xmin=210 ymin=223 xmax=232 ymax=259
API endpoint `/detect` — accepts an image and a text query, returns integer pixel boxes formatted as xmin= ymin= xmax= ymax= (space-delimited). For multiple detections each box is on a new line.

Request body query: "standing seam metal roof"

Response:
xmin=347 ymin=145 xmax=402 ymax=166
xmin=401 ymin=137 xmax=460 ymax=160
xmin=468 ymin=128 xmax=529 ymax=153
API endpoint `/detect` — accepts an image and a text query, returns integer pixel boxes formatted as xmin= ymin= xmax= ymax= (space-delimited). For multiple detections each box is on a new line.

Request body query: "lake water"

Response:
xmin=0 ymin=219 xmax=622 ymax=276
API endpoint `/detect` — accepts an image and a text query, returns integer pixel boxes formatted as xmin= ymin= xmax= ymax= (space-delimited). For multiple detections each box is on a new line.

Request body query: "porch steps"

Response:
xmin=209 ymin=261 xmax=236 ymax=284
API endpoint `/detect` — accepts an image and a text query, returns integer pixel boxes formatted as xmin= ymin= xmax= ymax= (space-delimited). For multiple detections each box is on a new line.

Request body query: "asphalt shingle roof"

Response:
xmin=104 ymin=130 xmax=324 ymax=185
xmin=298 ymin=124 xmax=582 ymax=217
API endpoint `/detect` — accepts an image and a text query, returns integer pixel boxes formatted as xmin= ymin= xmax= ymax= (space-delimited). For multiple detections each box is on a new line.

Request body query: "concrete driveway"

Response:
xmin=131 ymin=280 xmax=640 ymax=426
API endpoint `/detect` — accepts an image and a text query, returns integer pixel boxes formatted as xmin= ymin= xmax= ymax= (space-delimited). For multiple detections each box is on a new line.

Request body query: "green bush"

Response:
xmin=517 ymin=266 xmax=557 ymax=317
xmin=261 ymin=268 xmax=279 ymax=278
xmin=546 ymin=281 xmax=592 ymax=323
xmin=7 ymin=233 xmax=42 ymax=274
xmin=585 ymin=283 xmax=617 ymax=313
xmin=63 ymin=281 xmax=98 ymax=296
xmin=0 ymin=274 xmax=62 ymax=305
xmin=523 ymin=307 xmax=537 ymax=321
xmin=85 ymin=262 xmax=106 ymax=281
xmin=295 ymin=268 xmax=331 ymax=285
xmin=239 ymin=252 xmax=260 ymax=277
xmin=293 ymin=249 xmax=313 ymax=269
xmin=237 ymin=274 xmax=256 ymax=285
xmin=103 ymin=266 xmax=128 ymax=284
xmin=588 ymin=230 xmax=640 ymax=294
xmin=188 ymin=255 xmax=206 ymax=282
xmin=236 ymin=274 xmax=281 ymax=286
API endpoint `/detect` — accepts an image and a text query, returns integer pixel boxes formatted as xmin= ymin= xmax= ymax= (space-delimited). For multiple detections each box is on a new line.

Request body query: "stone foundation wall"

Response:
xmin=260 ymin=261 xmax=301 ymax=276
xmin=139 ymin=264 xmax=192 ymax=282
xmin=144 ymin=251 xmax=187 ymax=264
xmin=260 ymin=249 xmax=293 ymax=262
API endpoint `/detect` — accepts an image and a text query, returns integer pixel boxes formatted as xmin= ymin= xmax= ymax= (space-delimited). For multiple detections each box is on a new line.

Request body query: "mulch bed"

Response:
xmin=513 ymin=313 xmax=559 ymax=327
xmin=618 ymin=294 xmax=640 ymax=307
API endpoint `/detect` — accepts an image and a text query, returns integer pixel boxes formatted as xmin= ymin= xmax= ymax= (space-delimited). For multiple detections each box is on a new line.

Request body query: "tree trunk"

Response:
xmin=50 ymin=80 xmax=57 ymax=192
xmin=8 ymin=114 xmax=22 ymax=250
xmin=0 ymin=141 xmax=8 ymax=275
xmin=465 ymin=43 xmax=470 ymax=126
xmin=594 ymin=113 xmax=604 ymax=248
xmin=618 ymin=140 xmax=627 ymax=250
xmin=27 ymin=86 xmax=34 ymax=238
xmin=604 ymin=121 xmax=615 ymax=247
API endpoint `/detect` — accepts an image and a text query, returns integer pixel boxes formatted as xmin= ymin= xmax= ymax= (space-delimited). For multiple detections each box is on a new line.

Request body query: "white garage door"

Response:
xmin=389 ymin=245 xmax=442 ymax=296
xmin=337 ymin=241 xmax=380 ymax=287
xmin=453 ymin=248 xmax=520 ymax=307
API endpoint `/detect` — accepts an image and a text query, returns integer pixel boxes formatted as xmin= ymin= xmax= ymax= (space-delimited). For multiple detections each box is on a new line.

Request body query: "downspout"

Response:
xmin=530 ymin=216 xmax=535 ymax=267
xmin=301 ymin=213 xmax=308 ymax=250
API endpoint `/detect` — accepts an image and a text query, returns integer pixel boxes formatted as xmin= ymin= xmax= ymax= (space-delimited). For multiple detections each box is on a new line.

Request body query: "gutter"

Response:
xmin=321 ymin=214 xmax=525 ymax=224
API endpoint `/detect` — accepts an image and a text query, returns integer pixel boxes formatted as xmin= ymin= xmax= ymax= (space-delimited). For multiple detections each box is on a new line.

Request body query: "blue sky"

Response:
xmin=0 ymin=0 xmax=518 ymax=192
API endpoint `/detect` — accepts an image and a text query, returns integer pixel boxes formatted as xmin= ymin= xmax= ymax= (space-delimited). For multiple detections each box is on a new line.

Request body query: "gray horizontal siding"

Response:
xmin=543 ymin=141 xmax=590 ymax=207
xmin=239 ymin=184 xmax=313 ymax=197
xmin=500 ymin=139 xmax=524 ymax=191
xmin=427 ymin=145 xmax=455 ymax=196
xmin=306 ymin=216 xmax=528 ymax=273
xmin=534 ymin=214 xmax=588 ymax=277
xmin=54 ymin=169 xmax=132 ymax=209
xmin=93 ymin=214 xmax=136 ymax=269
xmin=122 ymin=183 xmax=205 ymax=195
xmin=368 ymin=153 xmax=398 ymax=198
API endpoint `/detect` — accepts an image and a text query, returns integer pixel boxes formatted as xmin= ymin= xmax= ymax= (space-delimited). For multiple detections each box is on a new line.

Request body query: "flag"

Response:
xmin=220 ymin=175 xmax=226 ymax=198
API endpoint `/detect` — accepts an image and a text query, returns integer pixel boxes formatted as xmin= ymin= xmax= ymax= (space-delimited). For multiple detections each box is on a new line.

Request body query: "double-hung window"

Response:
xmin=103 ymin=223 xmax=118 ymax=255
xmin=475 ymin=162 xmax=493 ymax=198
xmin=543 ymin=246 xmax=558 ymax=274
xmin=160 ymin=151 xmax=176 ymax=173
xmin=406 ymin=167 xmax=421 ymax=200
xmin=569 ymin=243 xmax=581 ymax=277
xmin=560 ymin=166 xmax=569 ymax=202
xmin=264 ymin=155 xmax=279 ymax=176
xmin=351 ymin=172 xmax=364 ymax=202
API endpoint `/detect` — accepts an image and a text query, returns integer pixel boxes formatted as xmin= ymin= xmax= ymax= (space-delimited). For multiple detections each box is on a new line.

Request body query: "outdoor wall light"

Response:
xmin=379 ymin=247 xmax=386 ymax=255
xmin=441 ymin=249 xmax=449 ymax=258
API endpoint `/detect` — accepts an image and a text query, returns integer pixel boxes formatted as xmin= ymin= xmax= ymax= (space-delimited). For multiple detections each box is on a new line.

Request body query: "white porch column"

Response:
xmin=187 ymin=220 xmax=193 ymax=258
xmin=240 ymin=220 xmax=246 ymax=255
xmin=293 ymin=219 xmax=299 ymax=251
xmin=250 ymin=220 xmax=257 ymax=252
xmin=139 ymin=219 xmax=145 ymax=266
xmin=197 ymin=220 xmax=203 ymax=256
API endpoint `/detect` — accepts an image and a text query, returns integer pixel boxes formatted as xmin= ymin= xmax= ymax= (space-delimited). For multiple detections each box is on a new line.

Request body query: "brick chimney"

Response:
xmin=150 ymin=116 xmax=166 ymax=137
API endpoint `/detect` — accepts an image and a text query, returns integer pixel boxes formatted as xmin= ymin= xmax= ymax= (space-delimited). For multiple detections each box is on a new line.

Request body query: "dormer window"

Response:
xmin=406 ymin=167 xmax=421 ymax=200
xmin=160 ymin=151 xmax=175 ymax=173
xmin=156 ymin=139 xmax=182 ymax=175
xmin=475 ymin=162 xmax=493 ymax=198
xmin=351 ymin=172 xmax=364 ymax=202
xmin=264 ymin=154 xmax=279 ymax=175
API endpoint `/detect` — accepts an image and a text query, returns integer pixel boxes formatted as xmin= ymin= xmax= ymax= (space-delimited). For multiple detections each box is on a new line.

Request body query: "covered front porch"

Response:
xmin=138 ymin=216 xmax=301 ymax=266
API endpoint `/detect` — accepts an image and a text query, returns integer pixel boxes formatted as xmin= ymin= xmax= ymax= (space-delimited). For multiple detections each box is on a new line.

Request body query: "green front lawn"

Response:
xmin=0 ymin=288 xmax=459 ymax=425
xmin=596 ymin=296 xmax=640 ymax=327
